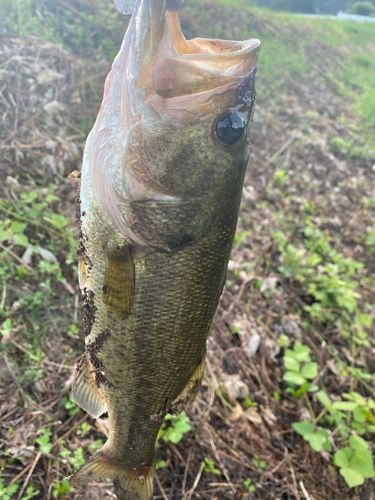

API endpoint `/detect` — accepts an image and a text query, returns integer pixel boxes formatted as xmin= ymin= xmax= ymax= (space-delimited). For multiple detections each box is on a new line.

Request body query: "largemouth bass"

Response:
xmin=69 ymin=1 xmax=260 ymax=499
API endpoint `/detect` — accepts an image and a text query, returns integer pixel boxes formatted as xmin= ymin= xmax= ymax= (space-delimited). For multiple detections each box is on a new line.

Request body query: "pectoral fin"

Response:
xmin=169 ymin=351 xmax=206 ymax=415
xmin=103 ymin=247 xmax=135 ymax=320
xmin=72 ymin=354 xmax=107 ymax=418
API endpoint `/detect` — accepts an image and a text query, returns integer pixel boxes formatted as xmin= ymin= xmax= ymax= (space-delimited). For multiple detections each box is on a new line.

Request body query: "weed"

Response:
xmin=35 ymin=428 xmax=53 ymax=454
xmin=61 ymin=394 xmax=81 ymax=417
xmin=283 ymin=343 xmax=319 ymax=397
xmin=244 ymin=477 xmax=256 ymax=492
xmin=334 ymin=435 xmax=375 ymax=487
xmin=253 ymin=454 xmax=266 ymax=470
xmin=203 ymin=457 xmax=221 ymax=475
xmin=157 ymin=412 xmax=194 ymax=444
xmin=21 ymin=485 xmax=40 ymax=500
xmin=287 ymin=342 xmax=375 ymax=488
xmin=52 ymin=478 xmax=71 ymax=498
xmin=0 ymin=472 xmax=19 ymax=500
xmin=156 ymin=460 xmax=166 ymax=471
xmin=88 ymin=439 xmax=103 ymax=452
xmin=69 ymin=447 xmax=85 ymax=471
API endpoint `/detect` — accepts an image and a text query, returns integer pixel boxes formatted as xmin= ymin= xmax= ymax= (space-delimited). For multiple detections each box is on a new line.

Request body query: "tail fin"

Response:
xmin=68 ymin=446 xmax=154 ymax=500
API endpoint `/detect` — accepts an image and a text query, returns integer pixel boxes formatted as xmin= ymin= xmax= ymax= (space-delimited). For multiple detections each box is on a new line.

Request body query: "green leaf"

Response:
xmin=284 ymin=356 xmax=300 ymax=372
xmin=43 ymin=214 xmax=68 ymax=229
xmin=357 ymin=313 xmax=372 ymax=328
xmin=11 ymin=221 xmax=27 ymax=233
xmin=169 ymin=431 xmax=183 ymax=444
xmin=13 ymin=233 xmax=29 ymax=247
xmin=340 ymin=467 xmax=364 ymax=488
xmin=332 ymin=402 xmax=358 ymax=411
xmin=334 ymin=450 xmax=349 ymax=468
xmin=0 ymin=229 xmax=10 ymax=241
xmin=317 ymin=390 xmax=332 ymax=408
xmin=343 ymin=447 xmax=355 ymax=461
xmin=293 ymin=344 xmax=311 ymax=362
xmin=343 ymin=392 xmax=367 ymax=406
xmin=351 ymin=422 xmax=367 ymax=435
xmin=350 ymin=451 xmax=375 ymax=479
xmin=307 ymin=383 xmax=319 ymax=393
xmin=156 ymin=460 xmax=166 ymax=471
xmin=350 ymin=435 xmax=369 ymax=451
xmin=292 ymin=421 xmax=313 ymax=436
xmin=315 ymin=429 xmax=332 ymax=452
xmin=353 ymin=407 xmax=367 ymax=423
xmin=283 ymin=371 xmax=306 ymax=386
xmin=301 ymin=362 xmax=318 ymax=380
xmin=304 ymin=432 xmax=326 ymax=452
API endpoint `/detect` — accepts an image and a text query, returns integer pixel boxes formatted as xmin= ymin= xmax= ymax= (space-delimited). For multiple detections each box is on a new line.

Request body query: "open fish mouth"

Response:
xmin=85 ymin=0 xmax=260 ymax=240
xmin=128 ymin=0 xmax=261 ymax=101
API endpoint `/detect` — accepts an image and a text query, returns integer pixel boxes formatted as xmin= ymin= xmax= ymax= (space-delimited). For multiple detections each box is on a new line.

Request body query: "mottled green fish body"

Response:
xmin=69 ymin=1 xmax=260 ymax=499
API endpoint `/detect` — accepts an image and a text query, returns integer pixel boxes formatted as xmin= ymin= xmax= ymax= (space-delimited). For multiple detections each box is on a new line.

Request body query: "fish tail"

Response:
xmin=68 ymin=445 xmax=154 ymax=500
xmin=113 ymin=467 xmax=154 ymax=500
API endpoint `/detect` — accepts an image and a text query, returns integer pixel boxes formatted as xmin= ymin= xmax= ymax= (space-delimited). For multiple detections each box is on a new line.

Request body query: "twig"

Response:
xmin=155 ymin=473 xmax=169 ymax=500
xmin=184 ymin=461 xmax=205 ymax=500
xmin=16 ymin=452 xmax=42 ymax=499
xmin=0 ymin=243 xmax=33 ymax=272
xmin=264 ymin=135 xmax=295 ymax=168
xmin=0 ymin=280 xmax=6 ymax=310
xmin=299 ymin=481 xmax=315 ymax=500
xmin=182 ymin=448 xmax=193 ymax=497
xmin=208 ymin=436 xmax=235 ymax=494
xmin=51 ymin=413 xmax=89 ymax=448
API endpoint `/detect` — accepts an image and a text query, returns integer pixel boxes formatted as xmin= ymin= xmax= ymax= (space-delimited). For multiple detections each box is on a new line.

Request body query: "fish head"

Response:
xmin=85 ymin=0 xmax=260 ymax=241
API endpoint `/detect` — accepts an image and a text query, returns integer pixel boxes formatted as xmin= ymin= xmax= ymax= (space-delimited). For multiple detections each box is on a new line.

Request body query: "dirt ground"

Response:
xmin=1 ymin=3 xmax=375 ymax=500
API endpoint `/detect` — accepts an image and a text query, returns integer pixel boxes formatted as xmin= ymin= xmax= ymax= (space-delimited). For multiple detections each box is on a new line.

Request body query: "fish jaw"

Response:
xmin=81 ymin=2 xmax=260 ymax=246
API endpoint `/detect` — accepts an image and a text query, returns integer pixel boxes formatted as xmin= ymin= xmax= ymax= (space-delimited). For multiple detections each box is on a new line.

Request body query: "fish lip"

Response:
xmin=131 ymin=0 xmax=260 ymax=82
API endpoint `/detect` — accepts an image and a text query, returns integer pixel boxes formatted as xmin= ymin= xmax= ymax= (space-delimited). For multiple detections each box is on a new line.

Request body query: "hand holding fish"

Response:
xmin=69 ymin=1 xmax=260 ymax=499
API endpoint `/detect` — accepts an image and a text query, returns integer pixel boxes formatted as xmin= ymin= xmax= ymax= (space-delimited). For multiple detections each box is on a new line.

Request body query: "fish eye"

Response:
xmin=166 ymin=0 xmax=188 ymax=12
xmin=215 ymin=112 xmax=246 ymax=147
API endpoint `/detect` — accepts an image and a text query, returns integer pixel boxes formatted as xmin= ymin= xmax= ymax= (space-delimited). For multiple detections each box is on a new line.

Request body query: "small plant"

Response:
xmin=35 ymin=427 xmax=53 ymax=454
xmin=156 ymin=460 xmax=166 ymax=471
xmin=292 ymin=420 xmax=332 ymax=452
xmin=88 ymin=439 xmax=103 ymax=452
xmin=253 ymin=454 xmax=266 ymax=470
xmin=243 ymin=396 xmax=258 ymax=408
xmin=203 ymin=457 xmax=221 ymax=475
xmin=334 ymin=436 xmax=375 ymax=487
xmin=52 ymin=478 xmax=71 ymax=498
xmin=274 ymin=169 xmax=289 ymax=188
xmin=0 ymin=472 xmax=19 ymax=500
xmin=21 ymin=485 xmax=40 ymax=500
xmin=61 ymin=394 xmax=81 ymax=416
xmin=283 ymin=343 xmax=319 ymax=397
xmin=233 ymin=230 xmax=250 ymax=248
xmin=365 ymin=225 xmax=375 ymax=250
xmin=157 ymin=412 xmax=194 ymax=444
xmin=244 ymin=477 xmax=256 ymax=492
xmin=76 ymin=422 xmax=91 ymax=437
xmin=69 ymin=447 xmax=85 ymax=471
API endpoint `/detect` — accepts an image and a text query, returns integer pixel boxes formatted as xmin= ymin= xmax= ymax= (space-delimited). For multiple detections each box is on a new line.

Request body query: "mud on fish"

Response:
xmin=69 ymin=1 xmax=260 ymax=499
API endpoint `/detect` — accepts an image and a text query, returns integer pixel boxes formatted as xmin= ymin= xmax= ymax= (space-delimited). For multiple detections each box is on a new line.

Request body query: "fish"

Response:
xmin=69 ymin=1 xmax=260 ymax=499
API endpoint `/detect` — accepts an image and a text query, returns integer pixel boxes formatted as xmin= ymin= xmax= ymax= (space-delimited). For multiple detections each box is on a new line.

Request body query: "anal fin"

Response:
xmin=169 ymin=351 xmax=206 ymax=416
xmin=72 ymin=354 xmax=107 ymax=418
